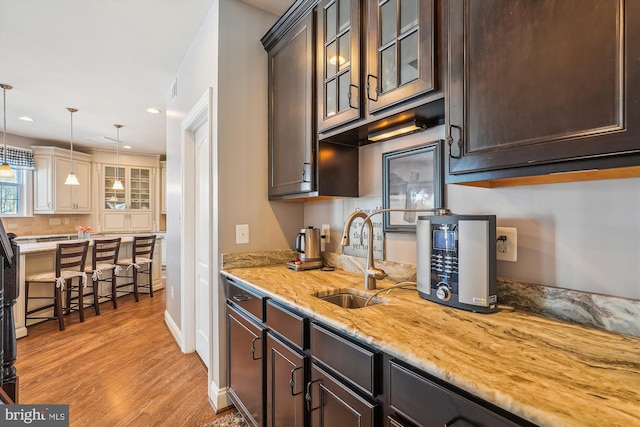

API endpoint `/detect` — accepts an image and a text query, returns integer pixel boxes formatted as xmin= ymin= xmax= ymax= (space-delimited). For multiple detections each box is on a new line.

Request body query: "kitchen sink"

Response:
xmin=312 ymin=288 xmax=386 ymax=309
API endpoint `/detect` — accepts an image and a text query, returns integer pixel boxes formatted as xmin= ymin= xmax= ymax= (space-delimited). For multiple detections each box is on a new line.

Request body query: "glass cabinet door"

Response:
xmin=104 ymin=166 xmax=126 ymax=210
xmin=129 ymin=168 xmax=150 ymax=210
xmin=317 ymin=0 xmax=361 ymax=132
xmin=367 ymin=0 xmax=435 ymax=113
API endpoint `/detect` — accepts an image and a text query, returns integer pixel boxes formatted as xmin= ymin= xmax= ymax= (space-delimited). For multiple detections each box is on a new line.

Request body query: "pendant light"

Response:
xmin=112 ymin=124 xmax=124 ymax=190
xmin=0 ymin=84 xmax=16 ymax=179
xmin=64 ymin=107 xmax=80 ymax=185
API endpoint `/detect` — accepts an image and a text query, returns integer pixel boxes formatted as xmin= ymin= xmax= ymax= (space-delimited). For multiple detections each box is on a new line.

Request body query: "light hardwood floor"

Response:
xmin=15 ymin=288 xmax=233 ymax=426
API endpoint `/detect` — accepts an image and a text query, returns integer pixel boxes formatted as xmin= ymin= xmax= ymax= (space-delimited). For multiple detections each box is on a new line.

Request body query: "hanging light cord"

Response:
xmin=2 ymin=85 xmax=9 ymax=165
xmin=69 ymin=109 xmax=74 ymax=170
xmin=116 ymin=125 xmax=120 ymax=180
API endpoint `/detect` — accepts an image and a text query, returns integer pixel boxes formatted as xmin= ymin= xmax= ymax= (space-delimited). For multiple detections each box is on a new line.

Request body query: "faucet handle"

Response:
xmin=367 ymin=267 xmax=387 ymax=280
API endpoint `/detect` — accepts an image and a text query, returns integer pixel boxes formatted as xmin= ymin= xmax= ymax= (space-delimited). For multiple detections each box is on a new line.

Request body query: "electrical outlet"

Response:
xmin=321 ymin=224 xmax=330 ymax=244
xmin=236 ymin=224 xmax=249 ymax=244
xmin=496 ymin=227 xmax=517 ymax=262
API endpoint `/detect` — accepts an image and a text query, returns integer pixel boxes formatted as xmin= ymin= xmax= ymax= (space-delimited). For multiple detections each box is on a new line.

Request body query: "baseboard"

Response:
xmin=164 ymin=310 xmax=183 ymax=350
xmin=209 ymin=382 xmax=232 ymax=413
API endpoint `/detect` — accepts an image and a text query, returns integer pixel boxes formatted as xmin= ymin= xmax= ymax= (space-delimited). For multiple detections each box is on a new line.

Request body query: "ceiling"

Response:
xmin=0 ymin=0 xmax=292 ymax=156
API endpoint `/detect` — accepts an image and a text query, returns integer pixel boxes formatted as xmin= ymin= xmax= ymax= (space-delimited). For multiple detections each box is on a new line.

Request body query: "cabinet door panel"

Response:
xmin=309 ymin=364 xmax=376 ymax=427
xmin=266 ymin=333 xmax=306 ymax=427
xmin=74 ymin=160 xmax=91 ymax=211
xmin=367 ymin=0 xmax=435 ymax=113
xmin=33 ymin=155 xmax=53 ymax=212
xmin=54 ymin=157 xmax=74 ymax=211
xmin=448 ymin=0 xmax=640 ymax=176
xmin=228 ymin=305 xmax=265 ymax=427
xmin=102 ymin=212 xmax=128 ymax=232
xmin=128 ymin=212 xmax=152 ymax=232
xmin=317 ymin=0 xmax=362 ymax=131
xmin=269 ymin=13 xmax=314 ymax=197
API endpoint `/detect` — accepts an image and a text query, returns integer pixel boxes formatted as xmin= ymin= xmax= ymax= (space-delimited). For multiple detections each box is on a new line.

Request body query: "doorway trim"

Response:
xmin=180 ymin=88 xmax=212 ymax=355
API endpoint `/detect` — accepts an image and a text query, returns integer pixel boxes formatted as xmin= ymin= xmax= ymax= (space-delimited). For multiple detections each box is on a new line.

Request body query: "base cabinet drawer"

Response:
xmin=308 ymin=364 xmax=377 ymax=427
xmin=389 ymin=360 xmax=532 ymax=427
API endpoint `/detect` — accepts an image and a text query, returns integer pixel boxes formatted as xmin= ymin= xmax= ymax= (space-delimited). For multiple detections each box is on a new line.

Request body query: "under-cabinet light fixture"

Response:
xmin=367 ymin=119 xmax=427 ymax=143
xmin=0 ymin=84 xmax=15 ymax=179
xmin=112 ymin=124 xmax=124 ymax=190
xmin=64 ymin=108 xmax=80 ymax=185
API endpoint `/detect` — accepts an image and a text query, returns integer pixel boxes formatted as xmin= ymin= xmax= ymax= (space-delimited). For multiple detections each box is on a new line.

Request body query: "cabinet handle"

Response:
xmin=250 ymin=336 xmax=262 ymax=360
xmin=289 ymin=365 xmax=304 ymax=396
xmin=302 ymin=163 xmax=311 ymax=183
xmin=232 ymin=295 xmax=251 ymax=303
xmin=444 ymin=416 xmax=477 ymax=427
xmin=447 ymin=125 xmax=463 ymax=159
xmin=348 ymin=84 xmax=358 ymax=109
xmin=366 ymin=74 xmax=378 ymax=101
xmin=305 ymin=379 xmax=322 ymax=412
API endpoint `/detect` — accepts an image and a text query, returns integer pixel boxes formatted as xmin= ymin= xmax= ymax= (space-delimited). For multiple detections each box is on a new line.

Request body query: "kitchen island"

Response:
xmin=222 ymin=264 xmax=640 ymax=427
xmin=15 ymin=234 xmax=164 ymax=338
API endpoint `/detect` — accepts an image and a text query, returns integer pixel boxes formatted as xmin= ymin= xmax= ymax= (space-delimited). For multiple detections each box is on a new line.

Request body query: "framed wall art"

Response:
xmin=382 ymin=140 xmax=445 ymax=233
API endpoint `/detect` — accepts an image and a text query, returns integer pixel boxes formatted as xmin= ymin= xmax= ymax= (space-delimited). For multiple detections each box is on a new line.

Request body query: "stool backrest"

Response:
xmin=132 ymin=235 xmax=157 ymax=263
xmin=91 ymin=238 xmax=122 ymax=269
xmin=56 ymin=241 xmax=90 ymax=276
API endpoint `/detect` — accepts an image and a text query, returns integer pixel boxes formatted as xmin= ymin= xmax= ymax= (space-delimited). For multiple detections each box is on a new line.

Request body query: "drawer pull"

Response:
xmin=289 ymin=365 xmax=304 ymax=396
xmin=444 ymin=416 xmax=476 ymax=427
xmin=232 ymin=294 xmax=251 ymax=302
xmin=250 ymin=336 xmax=262 ymax=360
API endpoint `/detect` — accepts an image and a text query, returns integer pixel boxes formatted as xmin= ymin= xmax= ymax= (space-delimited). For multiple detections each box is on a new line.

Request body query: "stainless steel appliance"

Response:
xmin=416 ymin=213 xmax=497 ymax=313
xmin=288 ymin=226 xmax=322 ymax=271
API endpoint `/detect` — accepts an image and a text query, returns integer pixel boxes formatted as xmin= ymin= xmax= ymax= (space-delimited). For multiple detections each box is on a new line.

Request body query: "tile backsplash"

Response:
xmin=2 ymin=214 xmax=92 ymax=237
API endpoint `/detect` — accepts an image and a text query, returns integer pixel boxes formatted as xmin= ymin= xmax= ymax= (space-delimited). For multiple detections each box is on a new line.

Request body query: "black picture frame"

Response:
xmin=382 ymin=140 xmax=445 ymax=233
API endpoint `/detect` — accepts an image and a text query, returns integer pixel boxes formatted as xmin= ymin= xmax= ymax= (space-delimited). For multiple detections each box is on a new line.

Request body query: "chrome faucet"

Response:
xmin=341 ymin=211 xmax=387 ymax=290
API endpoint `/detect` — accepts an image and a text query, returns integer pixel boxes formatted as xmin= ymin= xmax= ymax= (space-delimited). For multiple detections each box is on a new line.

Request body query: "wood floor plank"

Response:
xmin=16 ymin=289 xmax=233 ymax=426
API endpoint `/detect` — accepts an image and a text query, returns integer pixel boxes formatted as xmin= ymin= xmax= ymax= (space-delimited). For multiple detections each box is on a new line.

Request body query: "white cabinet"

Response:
xmin=33 ymin=147 xmax=92 ymax=214
xmin=101 ymin=164 xmax=153 ymax=232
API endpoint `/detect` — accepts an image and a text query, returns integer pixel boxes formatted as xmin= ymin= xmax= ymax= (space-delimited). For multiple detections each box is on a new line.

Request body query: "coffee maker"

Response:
xmin=287 ymin=226 xmax=322 ymax=271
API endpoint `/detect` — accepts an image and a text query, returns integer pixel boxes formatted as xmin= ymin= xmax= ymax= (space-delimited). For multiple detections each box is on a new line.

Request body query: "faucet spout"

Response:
xmin=341 ymin=211 xmax=386 ymax=290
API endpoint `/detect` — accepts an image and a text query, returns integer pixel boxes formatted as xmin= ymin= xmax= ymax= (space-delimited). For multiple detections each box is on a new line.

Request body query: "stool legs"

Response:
xmin=92 ymin=278 xmax=101 ymax=316
xmin=55 ymin=285 xmax=65 ymax=331
xmin=111 ymin=268 xmax=119 ymax=309
xmin=133 ymin=267 xmax=140 ymax=302
xmin=148 ymin=264 xmax=154 ymax=298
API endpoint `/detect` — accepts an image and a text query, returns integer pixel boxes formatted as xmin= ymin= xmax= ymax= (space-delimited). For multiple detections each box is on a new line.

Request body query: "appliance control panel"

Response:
xmin=417 ymin=214 xmax=497 ymax=313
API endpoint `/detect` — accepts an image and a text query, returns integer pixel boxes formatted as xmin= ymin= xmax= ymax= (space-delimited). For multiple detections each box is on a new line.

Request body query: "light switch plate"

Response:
xmin=236 ymin=224 xmax=249 ymax=244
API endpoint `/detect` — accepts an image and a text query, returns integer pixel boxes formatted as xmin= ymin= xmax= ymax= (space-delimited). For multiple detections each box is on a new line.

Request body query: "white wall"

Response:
xmin=164 ymin=0 xmax=303 ymax=410
xmin=304 ymin=125 xmax=640 ymax=300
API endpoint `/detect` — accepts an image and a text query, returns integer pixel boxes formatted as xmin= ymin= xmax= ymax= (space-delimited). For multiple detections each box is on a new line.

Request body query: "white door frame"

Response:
xmin=180 ymin=88 xmax=212 ymax=355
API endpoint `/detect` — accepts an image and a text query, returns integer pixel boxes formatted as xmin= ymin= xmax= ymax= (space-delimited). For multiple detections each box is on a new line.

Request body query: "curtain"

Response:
xmin=0 ymin=147 xmax=35 ymax=170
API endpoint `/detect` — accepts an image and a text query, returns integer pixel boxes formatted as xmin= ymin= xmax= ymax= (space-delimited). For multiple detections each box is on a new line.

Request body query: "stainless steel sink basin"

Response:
xmin=312 ymin=288 xmax=385 ymax=309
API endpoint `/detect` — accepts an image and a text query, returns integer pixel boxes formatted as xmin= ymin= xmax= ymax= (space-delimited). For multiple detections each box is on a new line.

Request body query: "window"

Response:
xmin=0 ymin=170 xmax=32 ymax=217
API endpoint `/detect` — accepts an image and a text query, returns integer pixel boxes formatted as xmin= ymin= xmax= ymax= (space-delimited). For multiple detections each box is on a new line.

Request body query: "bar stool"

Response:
xmin=25 ymin=240 xmax=89 ymax=331
xmin=116 ymin=235 xmax=157 ymax=301
xmin=84 ymin=238 xmax=122 ymax=313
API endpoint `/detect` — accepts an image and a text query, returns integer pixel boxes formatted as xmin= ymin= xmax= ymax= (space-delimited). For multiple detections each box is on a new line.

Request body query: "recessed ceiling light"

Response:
xmin=19 ymin=116 xmax=34 ymax=122
xmin=146 ymin=108 xmax=161 ymax=114
xmin=123 ymin=145 xmax=133 ymax=149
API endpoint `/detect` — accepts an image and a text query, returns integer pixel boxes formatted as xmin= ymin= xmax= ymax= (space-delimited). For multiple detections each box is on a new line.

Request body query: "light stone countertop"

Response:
xmin=222 ymin=264 xmax=640 ymax=427
xmin=16 ymin=234 xmax=164 ymax=254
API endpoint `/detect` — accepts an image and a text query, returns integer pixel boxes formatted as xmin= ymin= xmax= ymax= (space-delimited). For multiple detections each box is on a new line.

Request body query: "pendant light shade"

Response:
xmin=0 ymin=84 xmax=16 ymax=179
xmin=64 ymin=107 xmax=80 ymax=185
xmin=112 ymin=124 xmax=124 ymax=190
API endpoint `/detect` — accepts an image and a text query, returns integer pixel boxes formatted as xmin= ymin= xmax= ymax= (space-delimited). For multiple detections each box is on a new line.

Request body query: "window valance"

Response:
xmin=1 ymin=147 xmax=35 ymax=170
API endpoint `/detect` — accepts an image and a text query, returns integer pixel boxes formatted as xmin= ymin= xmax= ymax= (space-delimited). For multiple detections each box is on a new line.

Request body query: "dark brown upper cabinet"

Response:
xmin=366 ymin=0 xmax=436 ymax=114
xmin=317 ymin=0 xmax=444 ymax=144
xmin=446 ymin=0 xmax=640 ymax=185
xmin=317 ymin=0 xmax=362 ymax=132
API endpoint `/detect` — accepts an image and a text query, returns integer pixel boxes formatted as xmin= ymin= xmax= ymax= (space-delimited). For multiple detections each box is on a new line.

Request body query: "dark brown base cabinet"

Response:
xmin=223 ymin=276 xmax=536 ymax=427
xmin=308 ymin=363 xmax=377 ymax=427
xmin=446 ymin=0 xmax=640 ymax=184
xmin=227 ymin=304 xmax=265 ymax=427
xmin=266 ymin=333 xmax=307 ymax=427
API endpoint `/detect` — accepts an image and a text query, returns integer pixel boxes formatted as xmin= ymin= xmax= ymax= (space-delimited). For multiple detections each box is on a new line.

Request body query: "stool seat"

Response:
xmin=117 ymin=258 xmax=152 ymax=267
xmin=26 ymin=270 xmax=87 ymax=290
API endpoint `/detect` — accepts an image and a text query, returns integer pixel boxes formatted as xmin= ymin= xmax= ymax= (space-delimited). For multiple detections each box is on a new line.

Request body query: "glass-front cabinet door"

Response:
xmin=366 ymin=0 xmax=436 ymax=113
xmin=317 ymin=0 xmax=362 ymax=132
xmin=129 ymin=168 xmax=151 ymax=210
xmin=104 ymin=166 xmax=126 ymax=210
